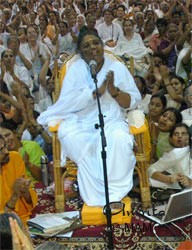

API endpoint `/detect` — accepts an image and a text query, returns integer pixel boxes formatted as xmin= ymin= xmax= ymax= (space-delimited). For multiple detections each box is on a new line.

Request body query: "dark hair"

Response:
xmin=17 ymin=26 xmax=27 ymax=35
xmin=134 ymin=75 xmax=147 ymax=94
xmin=123 ymin=18 xmax=134 ymax=27
xmin=1 ymin=49 xmax=14 ymax=59
xmin=169 ymin=73 xmax=185 ymax=86
xmin=169 ymin=123 xmax=191 ymax=147
xmin=102 ymin=8 xmax=114 ymax=17
xmin=172 ymin=10 xmax=181 ymax=17
xmin=117 ymin=4 xmax=126 ymax=12
xmin=0 ymin=213 xmax=22 ymax=250
xmin=7 ymin=36 xmax=20 ymax=46
xmin=77 ymin=29 xmax=103 ymax=51
xmin=150 ymin=94 xmax=167 ymax=109
xmin=152 ymin=52 xmax=167 ymax=65
xmin=0 ymin=118 xmax=18 ymax=131
xmin=0 ymin=80 xmax=9 ymax=95
xmin=156 ymin=18 xmax=168 ymax=27
xmin=162 ymin=107 xmax=182 ymax=124
xmin=58 ymin=21 xmax=68 ymax=28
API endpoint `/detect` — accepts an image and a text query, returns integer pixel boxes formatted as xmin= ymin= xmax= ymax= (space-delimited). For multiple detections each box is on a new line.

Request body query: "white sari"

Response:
xmin=38 ymin=54 xmax=141 ymax=206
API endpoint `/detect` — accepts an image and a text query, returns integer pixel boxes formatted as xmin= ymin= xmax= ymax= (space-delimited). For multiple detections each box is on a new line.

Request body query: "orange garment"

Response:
xmin=0 ymin=151 xmax=38 ymax=225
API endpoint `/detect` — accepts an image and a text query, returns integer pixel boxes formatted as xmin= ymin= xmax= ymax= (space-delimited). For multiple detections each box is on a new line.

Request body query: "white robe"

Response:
xmin=148 ymin=146 xmax=192 ymax=189
xmin=114 ymin=33 xmax=152 ymax=59
xmin=37 ymin=54 xmax=141 ymax=206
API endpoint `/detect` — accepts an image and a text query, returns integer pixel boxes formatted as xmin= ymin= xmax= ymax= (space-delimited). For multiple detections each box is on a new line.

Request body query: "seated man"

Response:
xmin=0 ymin=135 xmax=38 ymax=225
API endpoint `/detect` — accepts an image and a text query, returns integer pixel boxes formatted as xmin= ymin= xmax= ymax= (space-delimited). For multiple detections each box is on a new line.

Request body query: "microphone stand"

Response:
xmin=93 ymin=75 xmax=114 ymax=250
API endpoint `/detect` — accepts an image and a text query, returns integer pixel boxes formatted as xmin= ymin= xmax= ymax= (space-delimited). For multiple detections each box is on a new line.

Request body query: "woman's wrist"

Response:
xmin=111 ymin=87 xmax=120 ymax=98
xmin=5 ymin=194 xmax=18 ymax=210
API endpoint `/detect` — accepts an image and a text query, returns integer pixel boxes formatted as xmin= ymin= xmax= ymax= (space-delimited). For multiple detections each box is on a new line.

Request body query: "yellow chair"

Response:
xmin=50 ymin=53 xmax=151 ymax=212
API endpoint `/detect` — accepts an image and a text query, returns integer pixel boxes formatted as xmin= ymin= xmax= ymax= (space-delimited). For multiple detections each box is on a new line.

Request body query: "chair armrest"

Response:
xmin=48 ymin=120 xmax=62 ymax=132
xmin=129 ymin=123 xmax=147 ymax=135
xmin=127 ymin=109 xmax=147 ymax=135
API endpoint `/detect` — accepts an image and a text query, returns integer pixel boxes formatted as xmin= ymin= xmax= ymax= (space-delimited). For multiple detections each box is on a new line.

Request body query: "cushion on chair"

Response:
xmin=81 ymin=197 xmax=132 ymax=225
xmin=48 ymin=120 xmax=62 ymax=132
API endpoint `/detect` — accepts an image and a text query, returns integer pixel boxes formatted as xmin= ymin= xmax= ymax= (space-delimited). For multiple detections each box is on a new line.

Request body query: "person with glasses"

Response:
xmin=0 ymin=134 xmax=37 ymax=225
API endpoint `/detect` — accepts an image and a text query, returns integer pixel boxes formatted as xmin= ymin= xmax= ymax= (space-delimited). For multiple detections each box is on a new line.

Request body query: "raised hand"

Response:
xmin=9 ymin=217 xmax=34 ymax=250
xmin=159 ymin=65 xmax=169 ymax=79
xmin=12 ymin=177 xmax=30 ymax=198
xmin=93 ymin=71 xmax=113 ymax=98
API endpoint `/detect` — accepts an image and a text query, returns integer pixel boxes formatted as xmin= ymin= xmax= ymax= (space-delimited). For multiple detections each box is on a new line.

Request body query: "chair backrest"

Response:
xmin=53 ymin=51 xmax=134 ymax=103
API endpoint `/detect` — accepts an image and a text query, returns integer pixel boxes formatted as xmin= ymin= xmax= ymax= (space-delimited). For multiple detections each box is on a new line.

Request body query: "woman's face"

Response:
xmin=170 ymin=78 xmax=184 ymax=95
xmin=80 ymin=34 xmax=104 ymax=66
xmin=170 ymin=126 xmax=189 ymax=148
xmin=27 ymin=26 xmax=38 ymax=42
xmin=59 ymin=22 xmax=68 ymax=35
xmin=123 ymin=20 xmax=134 ymax=33
xmin=2 ymin=50 xmax=15 ymax=67
xmin=152 ymin=56 xmax=163 ymax=67
xmin=0 ymin=127 xmax=17 ymax=151
xmin=158 ymin=110 xmax=177 ymax=132
xmin=145 ymin=20 xmax=155 ymax=33
xmin=77 ymin=15 xmax=85 ymax=26
xmin=149 ymin=97 xmax=164 ymax=118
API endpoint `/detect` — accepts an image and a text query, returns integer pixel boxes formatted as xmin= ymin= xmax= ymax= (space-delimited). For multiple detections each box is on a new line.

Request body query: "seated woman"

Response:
xmin=156 ymin=107 xmax=182 ymax=159
xmin=148 ymin=123 xmax=192 ymax=189
xmin=114 ymin=19 xmax=152 ymax=77
xmin=146 ymin=94 xmax=167 ymax=162
xmin=158 ymin=65 xmax=186 ymax=110
xmin=37 ymin=30 xmax=141 ymax=207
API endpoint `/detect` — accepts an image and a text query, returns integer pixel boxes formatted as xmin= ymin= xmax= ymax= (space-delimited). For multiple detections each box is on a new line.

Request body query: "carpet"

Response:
xmin=31 ymin=183 xmax=192 ymax=250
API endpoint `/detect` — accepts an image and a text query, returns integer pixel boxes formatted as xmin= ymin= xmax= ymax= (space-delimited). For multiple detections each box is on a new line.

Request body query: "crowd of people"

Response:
xmin=0 ymin=0 xmax=192 ymax=249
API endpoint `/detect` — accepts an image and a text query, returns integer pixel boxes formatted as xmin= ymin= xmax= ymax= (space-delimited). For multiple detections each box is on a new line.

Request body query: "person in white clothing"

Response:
xmin=148 ymin=123 xmax=192 ymax=190
xmin=0 ymin=49 xmax=33 ymax=93
xmin=37 ymin=30 xmax=141 ymax=206
xmin=97 ymin=9 xmax=123 ymax=49
xmin=181 ymin=84 xmax=192 ymax=127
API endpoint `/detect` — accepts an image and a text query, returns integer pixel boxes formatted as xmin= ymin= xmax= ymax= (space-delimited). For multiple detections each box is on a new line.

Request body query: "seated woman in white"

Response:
xmin=148 ymin=123 xmax=192 ymax=190
xmin=37 ymin=30 xmax=141 ymax=207
xmin=114 ymin=19 xmax=152 ymax=77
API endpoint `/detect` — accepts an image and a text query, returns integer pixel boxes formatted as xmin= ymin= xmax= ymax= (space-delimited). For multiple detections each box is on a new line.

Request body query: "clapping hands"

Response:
xmin=13 ymin=177 xmax=31 ymax=198
xmin=9 ymin=217 xmax=34 ymax=250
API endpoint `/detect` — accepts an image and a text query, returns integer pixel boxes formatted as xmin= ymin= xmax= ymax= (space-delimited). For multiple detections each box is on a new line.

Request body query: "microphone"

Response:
xmin=89 ymin=60 xmax=97 ymax=80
